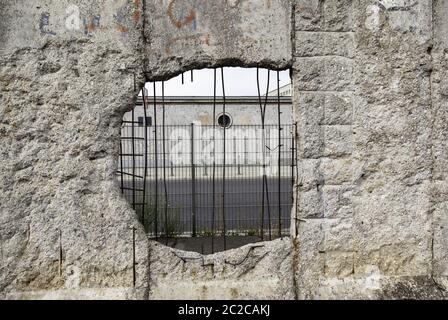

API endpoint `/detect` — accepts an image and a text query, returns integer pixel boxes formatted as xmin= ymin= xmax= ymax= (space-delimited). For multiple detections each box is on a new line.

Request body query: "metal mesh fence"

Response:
xmin=118 ymin=124 xmax=295 ymax=241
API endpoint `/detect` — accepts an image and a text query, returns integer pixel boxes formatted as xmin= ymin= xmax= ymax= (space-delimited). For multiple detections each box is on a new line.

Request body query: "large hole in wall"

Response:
xmin=118 ymin=67 xmax=294 ymax=254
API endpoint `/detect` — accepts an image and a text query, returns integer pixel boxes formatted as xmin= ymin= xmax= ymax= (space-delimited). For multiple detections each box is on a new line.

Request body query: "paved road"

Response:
xmin=120 ymin=177 xmax=293 ymax=235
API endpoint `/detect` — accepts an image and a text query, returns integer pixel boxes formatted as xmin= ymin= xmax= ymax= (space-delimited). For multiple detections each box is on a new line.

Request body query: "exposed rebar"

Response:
xmin=142 ymin=88 xmax=149 ymax=228
xmin=277 ymin=71 xmax=282 ymax=239
xmin=256 ymin=68 xmax=271 ymax=240
xmin=153 ymin=82 xmax=158 ymax=240
xmin=162 ymin=82 xmax=169 ymax=244
xmin=211 ymin=69 xmax=217 ymax=254
xmin=131 ymin=109 xmax=136 ymax=210
xmin=221 ymin=67 xmax=227 ymax=250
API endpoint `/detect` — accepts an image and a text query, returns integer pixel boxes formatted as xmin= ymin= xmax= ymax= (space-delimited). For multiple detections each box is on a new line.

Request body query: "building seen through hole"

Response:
xmin=118 ymin=67 xmax=295 ymax=254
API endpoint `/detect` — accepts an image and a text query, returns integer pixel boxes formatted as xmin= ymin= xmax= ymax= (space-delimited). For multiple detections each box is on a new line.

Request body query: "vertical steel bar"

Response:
xmin=191 ymin=123 xmax=197 ymax=237
xmin=142 ymin=88 xmax=149 ymax=229
xmin=265 ymin=173 xmax=272 ymax=241
xmin=256 ymin=69 xmax=264 ymax=240
xmin=264 ymin=73 xmax=272 ymax=241
xmin=119 ymin=134 xmax=124 ymax=194
xmin=221 ymin=67 xmax=227 ymax=250
xmin=153 ymin=82 xmax=158 ymax=240
xmin=211 ymin=69 xmax=217 ymax=253
xmin=162 ymin=82 xmax=168 ymax=244
xmin=257 ymin=69 xmax=271 ymax=240
xmin=131 ymin=108 xmax=136 ymax=210
xmin=277 ymin=71 xmax=282 ymax=238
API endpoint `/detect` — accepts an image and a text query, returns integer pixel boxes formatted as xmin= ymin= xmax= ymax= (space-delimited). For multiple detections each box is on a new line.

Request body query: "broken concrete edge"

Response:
xmin=144 ymin=58 xmax=293 ymax=82
xmin=148 ymin=237 xmax=295 ymax=300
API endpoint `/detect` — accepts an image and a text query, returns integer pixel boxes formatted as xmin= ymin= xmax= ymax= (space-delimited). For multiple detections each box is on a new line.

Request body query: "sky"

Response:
xmin=143 ymin=67 xmax=291 ymax=97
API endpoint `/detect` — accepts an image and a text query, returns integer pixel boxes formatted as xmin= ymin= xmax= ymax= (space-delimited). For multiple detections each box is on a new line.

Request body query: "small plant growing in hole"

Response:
xmin=198 ymin=229 xmax=214 ymax=237
xmin=246 ymin=229 xmax=260 ymax=237
xmin=135 ymin=197 xmax=181 ymax=237
xmin=161 ymin=206 xmax=181 ymax=238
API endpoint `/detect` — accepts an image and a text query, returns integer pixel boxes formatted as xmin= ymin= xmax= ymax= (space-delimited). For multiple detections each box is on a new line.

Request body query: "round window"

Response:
xmin=217 ymin=113 xmax=232 ymax=128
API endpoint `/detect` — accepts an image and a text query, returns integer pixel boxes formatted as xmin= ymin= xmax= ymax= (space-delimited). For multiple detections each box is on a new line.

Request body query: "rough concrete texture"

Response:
xmin=293 ymin=0 xmax=447 ymax=299
xmin=0 ymin=0 xmax=447 ymax=300
xmin=149 ymin=238 xmax=294 ymax=300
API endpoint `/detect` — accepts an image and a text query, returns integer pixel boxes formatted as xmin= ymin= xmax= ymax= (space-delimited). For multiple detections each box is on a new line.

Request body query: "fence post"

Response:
xmin=191 ymin=123 xmax=197 ymax=237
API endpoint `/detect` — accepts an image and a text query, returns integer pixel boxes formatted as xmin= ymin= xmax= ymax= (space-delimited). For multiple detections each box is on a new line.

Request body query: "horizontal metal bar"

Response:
xmin=122 ymin=121 xmax=143 ymax=124
xmin=120 ymin=187 xmax=144 ymax=192
xmin=116 ymin=171 xmax=144 ymax=179
xmin=121 ymin=137 xmax=145 ymax=140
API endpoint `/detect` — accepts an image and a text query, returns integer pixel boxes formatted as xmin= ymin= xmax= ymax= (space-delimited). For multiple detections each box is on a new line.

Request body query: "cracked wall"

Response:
xmin=0 ymin=0 xmax=447 ymax=300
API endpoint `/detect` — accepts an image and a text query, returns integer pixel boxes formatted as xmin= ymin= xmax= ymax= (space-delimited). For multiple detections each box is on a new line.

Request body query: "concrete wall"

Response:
xmin=0 ymin=0 xmax=447 ymax=299
xmin=293 ymin=0 xmax=446 ymax=299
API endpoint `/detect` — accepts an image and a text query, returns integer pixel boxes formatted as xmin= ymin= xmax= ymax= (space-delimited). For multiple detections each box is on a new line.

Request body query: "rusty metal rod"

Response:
xmin=211 ymin=68 xmax=217 ymax=254
xmin=277 ymin=70 xmax=282 ymax=239
xmin=162 ymin=81 xmax=169 ymax=244
xmin=142 ymin=87 xmax=149 ymax=229
xmin=132 ymin=109 xmax=136 ymax=210
xmin=221 ymin=67 xmax=227 ymax=250
xmin=153 ymin=82 xmax=159 ymax=240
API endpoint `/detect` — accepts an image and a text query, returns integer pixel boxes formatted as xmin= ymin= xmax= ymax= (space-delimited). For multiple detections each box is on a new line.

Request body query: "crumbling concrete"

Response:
xmin=0 ymin=0 xmax=447 ymax=300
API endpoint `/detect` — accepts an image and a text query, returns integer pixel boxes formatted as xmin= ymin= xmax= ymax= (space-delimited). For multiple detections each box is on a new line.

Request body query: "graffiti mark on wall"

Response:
xmin=83 ymin=15 xmax=101 ymax=36
xmin=39 ymin=12 xmax=56 ymax=36
xmin=133 ymin=0 xmax=142 ymax=24
xmin=39 ymin=3 xmax=141 ymax=39
xmin=167 ymin=0 xmax=197 ymax=30
xmin=114 ymin=5 xmax=130 ymax=36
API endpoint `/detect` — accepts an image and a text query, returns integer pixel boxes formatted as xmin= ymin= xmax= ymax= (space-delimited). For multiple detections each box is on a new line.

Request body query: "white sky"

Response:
xmin=143 ymin=67 xmax=291 ymax=97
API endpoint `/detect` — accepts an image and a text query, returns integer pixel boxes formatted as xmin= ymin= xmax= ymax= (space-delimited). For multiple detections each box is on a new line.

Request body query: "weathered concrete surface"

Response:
xmin=432 ymin=0 xmax=448 ymax=282
xmin=149 ymin=238 xmax=294 ymax=300
xmin=293 ymin=0 xmax=447 ymax=299
xmin=0 ymin=0 xmax=294 ymax=299
xmin=0 ymin=0 xmax=150 ymax=299
xmin=1 ymin=0 xmax=448 ymax=300
xmin=145 ymin=0 xmax=292 ymax=79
